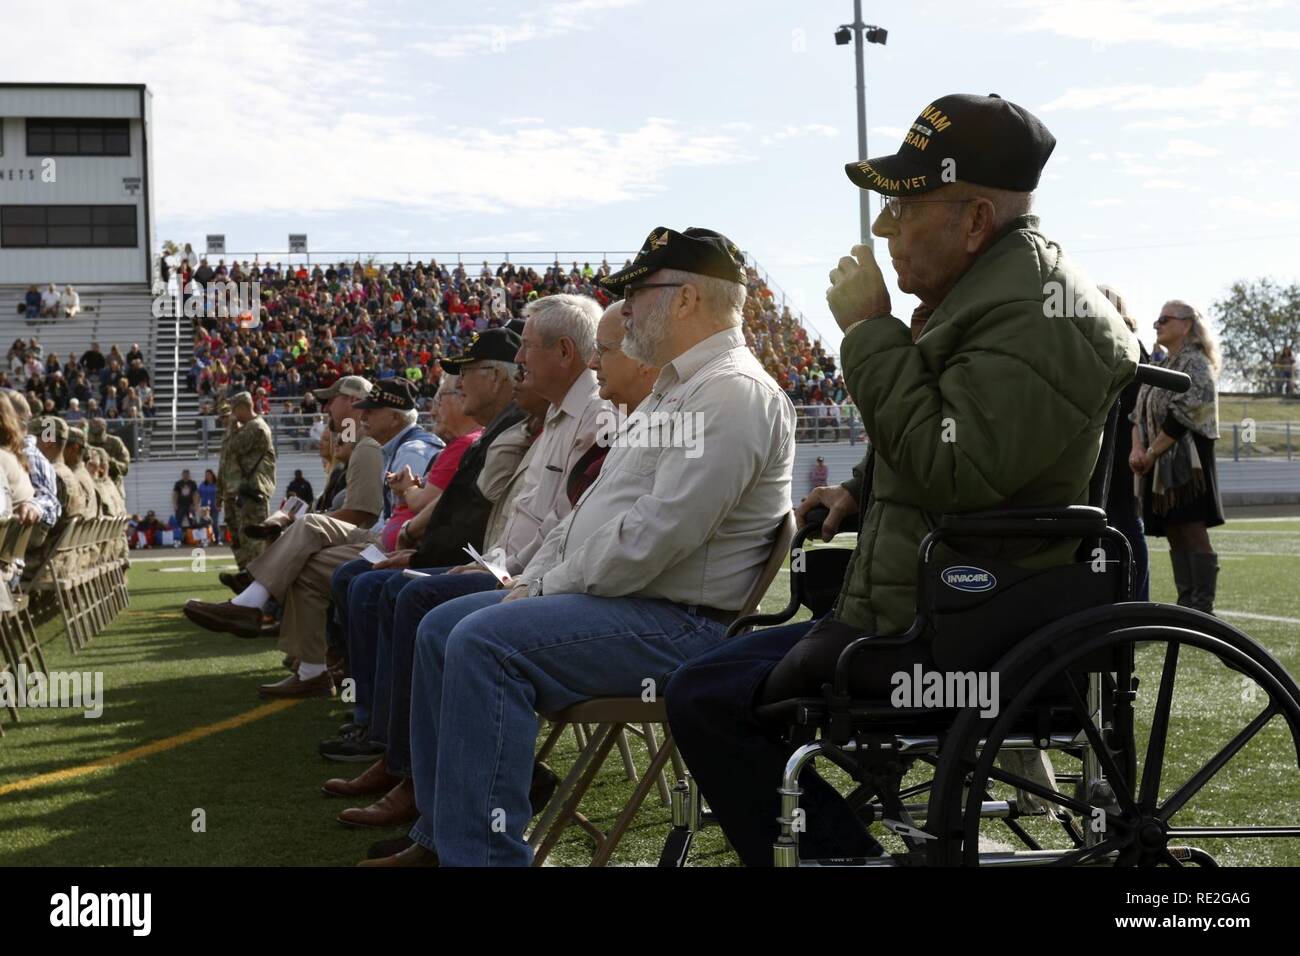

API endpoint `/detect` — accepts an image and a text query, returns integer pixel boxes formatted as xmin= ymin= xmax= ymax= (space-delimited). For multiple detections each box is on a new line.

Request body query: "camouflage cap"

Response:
xmin=35 ymin=415 xmax=69 ymax=440
xmin=229 ymin=391 xmax=254 ymax=408
xmin=66 ymin=425 xmax=87 ymax=447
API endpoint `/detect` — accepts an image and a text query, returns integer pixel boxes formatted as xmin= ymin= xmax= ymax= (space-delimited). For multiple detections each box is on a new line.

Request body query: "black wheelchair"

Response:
xmin=662 ymin=363 xmax=1300 ymax=866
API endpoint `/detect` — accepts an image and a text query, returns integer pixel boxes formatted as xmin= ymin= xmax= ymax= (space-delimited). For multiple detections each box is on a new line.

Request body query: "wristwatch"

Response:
xmin=527 ymin=578 xmax=544 ymax=598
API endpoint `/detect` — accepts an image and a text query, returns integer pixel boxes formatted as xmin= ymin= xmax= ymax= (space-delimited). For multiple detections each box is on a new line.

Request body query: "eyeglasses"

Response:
xmin=879 ymin=196 xmax=978 ymax=220
xmin=1155 ymin=315 xmax=1186 ymax=326
xmin=594 ymin=341 xmax=621 ymax=360
xmin=624 ymin=282 xmax=684 ymax=304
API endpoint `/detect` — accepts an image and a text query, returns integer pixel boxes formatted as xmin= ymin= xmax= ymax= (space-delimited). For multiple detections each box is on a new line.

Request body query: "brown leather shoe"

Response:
xmin=338 ymin=778 xmax=417 ymax=829
xmin=184 ymin=599 xmax=263 ymax=637
xmin=322 ymin=759 xmax=401 ymax=798
xmin=356 ymin=842 xmax=438 ymax=867
xmin=258 ymin=671 xmax=335 ymax=699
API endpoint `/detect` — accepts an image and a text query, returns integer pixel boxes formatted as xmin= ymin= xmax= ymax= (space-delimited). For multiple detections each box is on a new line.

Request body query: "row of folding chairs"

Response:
xmin=27 ymin=516 xmax=132 ymax=656
xmin=0 ymin=519 xmax=46 ymax=732
xmin=524 ymin=512 xmax=796 ymax=865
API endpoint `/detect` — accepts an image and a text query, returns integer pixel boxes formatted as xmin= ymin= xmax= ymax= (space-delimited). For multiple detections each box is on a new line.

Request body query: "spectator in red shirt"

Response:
xmin=381 ymin=373 xmax=482 ymax=550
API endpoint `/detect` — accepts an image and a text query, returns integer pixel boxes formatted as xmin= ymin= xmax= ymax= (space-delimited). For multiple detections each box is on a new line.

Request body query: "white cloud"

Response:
xmin=1210 ymin=195 xmax=1298 ymax=220
xmin=760 ymin=123 xmax=840 ymax=146
xmin=870 ymin=125 xmax=907 ymax=139
xmin=1163 ymin=138 xmax=1221 ymax=158
xmin=1010 ymin=0 xmax=1300 ymax=51
xmin=412 ymin=0 xmax=642 ymax=58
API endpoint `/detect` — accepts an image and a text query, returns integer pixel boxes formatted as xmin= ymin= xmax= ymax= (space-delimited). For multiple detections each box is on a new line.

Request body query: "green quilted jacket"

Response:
xmin=834 ymin=215 xmax=1139 ymax=634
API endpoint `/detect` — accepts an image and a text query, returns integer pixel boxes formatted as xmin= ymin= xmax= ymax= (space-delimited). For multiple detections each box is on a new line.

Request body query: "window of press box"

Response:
xmin=0 ymin=205 xmax=138 ymax=248
xmin=25 ymin=118 xmax=130 ymax=156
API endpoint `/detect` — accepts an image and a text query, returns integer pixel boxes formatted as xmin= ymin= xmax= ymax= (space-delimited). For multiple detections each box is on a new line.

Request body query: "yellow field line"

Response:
xmin=0 ymin=699 xmax=303 ymax=797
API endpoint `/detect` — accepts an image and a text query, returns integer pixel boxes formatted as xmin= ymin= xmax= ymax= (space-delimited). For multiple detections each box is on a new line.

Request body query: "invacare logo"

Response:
xmin=942 ymin=566 xmax=996 ymax=592
xmin=50 ymin=886 xmax=151 ymax=936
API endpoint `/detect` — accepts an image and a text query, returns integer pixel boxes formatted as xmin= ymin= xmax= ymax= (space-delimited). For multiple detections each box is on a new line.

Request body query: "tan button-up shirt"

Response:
xmin=480 ymin=419 xmax=541 ymax=554
xmin=501 ymin=369 xmax=609 ymax=575
xmin=521 ymin=326 xmax=794 ymax=610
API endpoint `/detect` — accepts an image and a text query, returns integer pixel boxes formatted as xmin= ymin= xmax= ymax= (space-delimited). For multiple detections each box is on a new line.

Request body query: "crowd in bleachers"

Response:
xmin=172 ymin=249 xmax=851 ymax=420
xmin=2 ymin=339 xmax=155 ymax=421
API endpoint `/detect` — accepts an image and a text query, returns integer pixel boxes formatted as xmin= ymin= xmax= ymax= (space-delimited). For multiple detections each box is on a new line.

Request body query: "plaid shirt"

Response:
xmin=24 ymin=434 xmax=61 ymax=528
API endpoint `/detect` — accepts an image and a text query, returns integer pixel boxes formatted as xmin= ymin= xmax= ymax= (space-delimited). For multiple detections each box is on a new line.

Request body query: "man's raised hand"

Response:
xmin=826 ymin=243 xmax=891 ymax=332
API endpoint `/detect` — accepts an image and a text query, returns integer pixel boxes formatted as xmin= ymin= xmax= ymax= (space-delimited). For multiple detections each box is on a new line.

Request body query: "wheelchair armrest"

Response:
xmin=798 ymin=505 xmax=861 ymax=542
xmin=938 ymin=505 xmax=1108 ymax=538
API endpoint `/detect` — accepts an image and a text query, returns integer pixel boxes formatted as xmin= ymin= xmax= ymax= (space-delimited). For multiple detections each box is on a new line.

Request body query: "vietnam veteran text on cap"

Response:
xmin=354 ymin=377 xmax=419 ymax=411
xmin=440 ymin=327 xmax=523 ymax=376
xmin=313 ymin=374 xmax=373 ymax=402
xmin=845 ymin=93 xmax=1056 ymax=197
xmin=601 ymin=227 xmax=746 ymax=292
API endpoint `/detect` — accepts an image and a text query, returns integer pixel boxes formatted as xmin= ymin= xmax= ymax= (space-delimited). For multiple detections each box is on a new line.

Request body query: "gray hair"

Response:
xmin=523 ymin=294 xmax=600 ymax=360
xmin=949 ymin=183 xmax=1034 ymax=231
xmin=473 ymin=359 xmax=518 ymax=380
xmin=400 ymin=407 xmax=419 ymax=426
xmin=1163 ymin=299 xmax=1222 ymax=375
xmin=656 ymin=268 xmax=746 ymax=330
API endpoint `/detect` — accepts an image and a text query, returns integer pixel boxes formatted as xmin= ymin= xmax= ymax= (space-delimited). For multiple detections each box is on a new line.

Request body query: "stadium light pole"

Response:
xmin=835 ymin=4 xmax=888 ymax=249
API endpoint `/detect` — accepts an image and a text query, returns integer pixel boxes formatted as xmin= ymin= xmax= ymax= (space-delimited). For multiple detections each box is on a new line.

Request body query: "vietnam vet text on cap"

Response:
xmin=845 ymin=93 xmax=1056 ymax=197
xmin=601 ymin=227 xmax=746 ymax=292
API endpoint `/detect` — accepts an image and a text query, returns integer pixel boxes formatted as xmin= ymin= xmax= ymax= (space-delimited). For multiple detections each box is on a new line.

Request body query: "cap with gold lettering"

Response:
xmin=845 ymin=93 xmax=1056 ymax=197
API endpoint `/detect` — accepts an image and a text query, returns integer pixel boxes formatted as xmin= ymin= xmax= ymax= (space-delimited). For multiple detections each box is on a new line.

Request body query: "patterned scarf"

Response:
xmin=1133 ymin=344 xmax=1220 ymax=515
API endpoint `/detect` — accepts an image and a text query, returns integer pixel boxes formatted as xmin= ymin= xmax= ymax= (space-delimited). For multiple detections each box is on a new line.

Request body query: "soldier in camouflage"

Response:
xmin=225 ymin=391 xmax=277 ymax=570
xmin=88 ymin=417 xmax=131 ymax=496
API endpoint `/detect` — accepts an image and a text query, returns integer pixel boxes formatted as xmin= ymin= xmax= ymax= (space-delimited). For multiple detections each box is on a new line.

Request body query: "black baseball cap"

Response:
xmin=441 ymin=327 xmax=523 ymax=376
xmin=354 ymin=377 xmax=419 ymax=411
xmin=845 ymin=93 xmax=1056 ymax=197
xmin=601 ymin=227 xmax=746 ymax=292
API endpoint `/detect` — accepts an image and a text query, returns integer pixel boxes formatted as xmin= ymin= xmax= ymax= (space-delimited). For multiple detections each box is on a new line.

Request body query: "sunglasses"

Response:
xmin=1155 ymin=315 xmax=1187 ymax=326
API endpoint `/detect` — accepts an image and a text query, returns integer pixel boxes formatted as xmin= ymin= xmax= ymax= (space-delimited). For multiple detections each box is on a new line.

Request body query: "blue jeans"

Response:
xmin=665 ymin=619 xmax=883 ymax=866
xmin=332 ymin=561 xmax=397 ymax=727
xmin=371 ymin=569 xmax=496 ymax=774
xmin=1107 ymin=503 xmax=1149 ymax=602
xmin=407 ymin=590 xmax=727 ymax=866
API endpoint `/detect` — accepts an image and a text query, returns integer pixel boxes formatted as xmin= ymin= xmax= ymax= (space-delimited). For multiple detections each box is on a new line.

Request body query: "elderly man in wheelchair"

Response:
xmin=663 ymin=93 xmax=1300 ymax=868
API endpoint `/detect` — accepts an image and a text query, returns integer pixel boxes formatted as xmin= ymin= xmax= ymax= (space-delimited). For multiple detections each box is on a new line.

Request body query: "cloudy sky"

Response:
xmin=10 ymin=0 xmax=1300 ymax=354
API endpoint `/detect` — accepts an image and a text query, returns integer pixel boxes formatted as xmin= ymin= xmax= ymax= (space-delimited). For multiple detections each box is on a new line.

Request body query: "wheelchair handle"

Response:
xmin=1134 ymin=364 xmax=1190 ymax=393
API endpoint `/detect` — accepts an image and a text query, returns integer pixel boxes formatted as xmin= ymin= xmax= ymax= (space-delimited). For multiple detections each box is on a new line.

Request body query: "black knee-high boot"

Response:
xmin=1188 ymin=552 xmax=1220 ymax=615
xmin=1169 ymin=550 xmax=1195 ymax=607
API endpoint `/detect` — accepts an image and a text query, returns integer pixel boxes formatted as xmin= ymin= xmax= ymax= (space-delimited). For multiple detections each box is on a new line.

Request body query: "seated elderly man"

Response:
xmin=664 ymin=94 xmax=1140 ymax=865
xmin=184 ymin=377 xmax=443 ymax=698
xmin=362 ymin=227 xmax=795 ymax=866
xmin=332 ymin=301 xmax=661 ymax=848
xmin=321 ymin=300 xmax=608 ymax=768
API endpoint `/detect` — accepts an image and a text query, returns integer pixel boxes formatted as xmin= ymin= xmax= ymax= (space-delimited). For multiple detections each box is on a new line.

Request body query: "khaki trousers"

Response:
xmin=247 ymin=514 xmax=377 ymax=665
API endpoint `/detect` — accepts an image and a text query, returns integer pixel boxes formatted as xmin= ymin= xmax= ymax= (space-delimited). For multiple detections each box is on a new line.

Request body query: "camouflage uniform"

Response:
xmin=88 ymin=419 xmax=131 ymax=497
xmin=226 ymin=393 xmax=277 ymax=569
xmin=61 ymin=427 xmax=100 ymax=574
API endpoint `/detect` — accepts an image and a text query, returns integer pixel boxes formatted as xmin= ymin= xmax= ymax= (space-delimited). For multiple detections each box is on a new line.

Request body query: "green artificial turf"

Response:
xmin=2 ymin=522 xmax=1298 ymax=867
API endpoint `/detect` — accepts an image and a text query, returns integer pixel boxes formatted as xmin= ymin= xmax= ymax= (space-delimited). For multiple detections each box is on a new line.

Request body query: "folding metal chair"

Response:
xmin=528 ymin=511 xmax=798 ymax=866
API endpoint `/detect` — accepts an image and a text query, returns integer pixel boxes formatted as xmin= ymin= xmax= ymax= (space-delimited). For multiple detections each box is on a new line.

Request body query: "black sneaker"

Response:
xmin=530 ymin=761 xmax=560 ymax=817
xmin=319 ymin=737 xmax=386 ymax=763
xmin=335 ymin=721 xmax=367 ymax=738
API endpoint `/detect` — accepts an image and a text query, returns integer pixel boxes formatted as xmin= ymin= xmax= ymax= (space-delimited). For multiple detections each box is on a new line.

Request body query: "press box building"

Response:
xmin=0 ymin=83 xmax=155 ymax=285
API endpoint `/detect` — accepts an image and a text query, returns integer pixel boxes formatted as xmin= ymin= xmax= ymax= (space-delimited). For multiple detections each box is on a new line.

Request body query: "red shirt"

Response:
xmin=380 ymin=430 xmax=482 ymax=550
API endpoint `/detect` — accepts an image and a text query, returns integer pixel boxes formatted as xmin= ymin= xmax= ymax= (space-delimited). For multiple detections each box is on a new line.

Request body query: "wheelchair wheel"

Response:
xmin=926 ymin=610 xmax=1300 ymax=866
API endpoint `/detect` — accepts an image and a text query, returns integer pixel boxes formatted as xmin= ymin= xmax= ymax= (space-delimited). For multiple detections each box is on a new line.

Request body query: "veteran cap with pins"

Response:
xmin=601 ymin=227 xmax=746 ymax=293
xmin=844 ymin=93 xmax=1056 ymax=197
